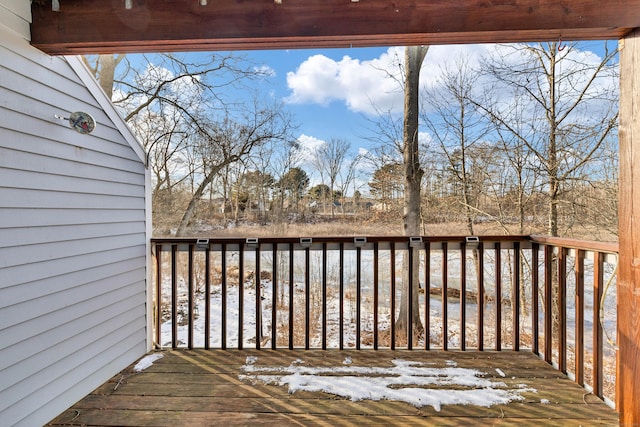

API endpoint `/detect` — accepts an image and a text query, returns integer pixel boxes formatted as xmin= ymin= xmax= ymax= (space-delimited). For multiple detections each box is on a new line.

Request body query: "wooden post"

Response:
xmin=618 ymin=27 xmax=640 ymax=426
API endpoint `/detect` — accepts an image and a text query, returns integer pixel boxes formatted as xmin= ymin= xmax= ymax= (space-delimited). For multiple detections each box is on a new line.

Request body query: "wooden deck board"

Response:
xmin=47 ymin=350 xmax=618 ymax=426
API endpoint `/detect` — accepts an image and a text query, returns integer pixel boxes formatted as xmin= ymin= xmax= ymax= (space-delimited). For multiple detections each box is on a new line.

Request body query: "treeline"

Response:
xmin=151 ymin=141 xmax=617 ymax=240
xmin=85 ymin=41 xmax=619 ymax=240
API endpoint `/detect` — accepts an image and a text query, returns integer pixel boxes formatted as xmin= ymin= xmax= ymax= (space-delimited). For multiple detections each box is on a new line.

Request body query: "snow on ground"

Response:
xmin=133 ymin=353 xmax=164 ymax=372
xmin=239 ymin=356 xmax=536 ymax=412
xmin=160 ymin=277 xmax=476 ymax=349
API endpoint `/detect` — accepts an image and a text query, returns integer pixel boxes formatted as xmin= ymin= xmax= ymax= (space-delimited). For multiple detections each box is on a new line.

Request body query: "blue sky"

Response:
xmin=122 ymin=41 xmax=617 ymax=193
xmin=247 ymin=46 xmax=400 ymax=154
xmin=239 ymin=41 xmax=616 ymax=164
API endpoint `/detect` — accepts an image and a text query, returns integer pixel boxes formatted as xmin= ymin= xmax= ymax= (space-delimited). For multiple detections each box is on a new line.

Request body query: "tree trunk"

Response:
xmin=396 ymin=45 xmax=429 ymax=343
xmin=94 ymin=54 xmax=124 ymax=100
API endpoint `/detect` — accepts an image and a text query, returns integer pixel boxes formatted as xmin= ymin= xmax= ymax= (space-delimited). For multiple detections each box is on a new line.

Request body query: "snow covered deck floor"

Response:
xmin=47 ymin=350 xmax=618 ymax=426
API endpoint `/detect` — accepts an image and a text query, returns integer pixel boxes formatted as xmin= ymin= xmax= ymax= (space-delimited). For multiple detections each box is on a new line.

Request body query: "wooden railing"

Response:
xmin=151 ymin=235 xmax=618 ymax=405
xmin=528 ymin=235 xmax=618 ymax=406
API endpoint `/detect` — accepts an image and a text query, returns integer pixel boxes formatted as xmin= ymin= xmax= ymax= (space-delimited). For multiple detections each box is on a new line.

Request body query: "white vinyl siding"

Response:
xmin=0 ymin=11 xmax=149 ymax=427
xmin=0 ymin=0 xmax=30 ymax=39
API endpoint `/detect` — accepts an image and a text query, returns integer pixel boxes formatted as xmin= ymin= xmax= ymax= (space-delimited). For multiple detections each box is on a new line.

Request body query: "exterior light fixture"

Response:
xmin=196 ymin=239 xmax=210 ymax=250
xmin=465 ymin=236 xmax=480 ymax=249
xmin=55 ymin=111 xmax=96 ymax=134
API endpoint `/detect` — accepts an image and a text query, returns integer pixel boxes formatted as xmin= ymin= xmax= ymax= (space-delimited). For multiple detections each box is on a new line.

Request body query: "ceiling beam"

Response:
xmin=31 ymin=0 xmax=640 ymax=54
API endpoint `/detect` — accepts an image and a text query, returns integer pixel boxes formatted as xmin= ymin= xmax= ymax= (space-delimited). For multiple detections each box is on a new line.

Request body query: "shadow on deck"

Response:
xmin=48 ymin=350 xmax=618 ymax=426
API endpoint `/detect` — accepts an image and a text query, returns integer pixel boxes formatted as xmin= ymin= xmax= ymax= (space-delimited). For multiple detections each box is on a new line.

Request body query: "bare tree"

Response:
xmin=85 ymin=52 xmax=277 ymax=232
xmin=490 ymin=116 xmax=539 ymax=234
xmin=83 ymin=54 xmax=126 ymax=100
xmin=336 ymin=154 xmax=364 ymax=214
xmin=574 ymin=134 xmax=618 ymax=239
xmin=422 ymin=55 xmax=491 ymax=235
xmin=476 ymin=42 xmax=619 ymax=236
xmin=176 ymin=101 xmax=296 ymax=236
xmin=474 ymin=41 xmax=619 ymax=337
xmin=396 ymin=45 xmax=429 ymax=342
xmin=269 ymin=140 xmax=304 ymax=221
xmin=313 ymin=138 xmax=350 ymax=216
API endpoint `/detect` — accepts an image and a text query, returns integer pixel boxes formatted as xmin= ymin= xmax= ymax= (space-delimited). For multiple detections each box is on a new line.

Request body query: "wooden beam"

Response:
xmin=618 ymin=27 xmax=640 ymax=426
xmin=31 ymin=0 xmax=640 ymax=54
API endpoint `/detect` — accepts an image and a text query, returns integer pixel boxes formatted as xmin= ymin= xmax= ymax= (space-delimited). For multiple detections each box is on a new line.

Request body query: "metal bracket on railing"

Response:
xmin=465 ymin=236 xmax=480 ymax=249
xmin=245 ymin=238 xmax=259 ymax=248
xmin=354 ymin=237 xmax=367 ymax=247
xmin=409 ymin=236 xmax=423 ymax=247
xmin=196 ymin=238 xmax=209 ymax=250
xmin=300 ymin=237 xmax=313 ymax=248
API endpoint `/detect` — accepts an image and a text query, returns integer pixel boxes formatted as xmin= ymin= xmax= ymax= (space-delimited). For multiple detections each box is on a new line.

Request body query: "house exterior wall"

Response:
xmin=0 ymin=3 xmax=149 ymax=426
xmin=0 ymin=0 xmax=29 ymax=39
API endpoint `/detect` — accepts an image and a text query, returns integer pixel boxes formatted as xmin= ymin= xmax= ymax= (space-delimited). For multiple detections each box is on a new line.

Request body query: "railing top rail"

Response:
xmin=530 ymin=234 xmax=618 ymax=254
xmin=151 ymin=234 xmax=619 ymax=255
xmin=151 ymin=235 xmax=530 ymax=245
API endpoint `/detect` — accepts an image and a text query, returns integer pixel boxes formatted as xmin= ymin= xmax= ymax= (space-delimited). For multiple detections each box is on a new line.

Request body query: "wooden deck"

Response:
xmin=48 ymin=350 xmax=618 ymax=426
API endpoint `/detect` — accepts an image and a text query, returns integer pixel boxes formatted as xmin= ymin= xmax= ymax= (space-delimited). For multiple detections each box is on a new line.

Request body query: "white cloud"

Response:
xmin=285 ymin=45 xmax=495 ymax=116
xmin=286 ymin=43 xmax=617 ymax=118
xmin=285 ymin=48 xmax=404 ymax=115
xmin=297 ymin=133 xmax=326 ymax=154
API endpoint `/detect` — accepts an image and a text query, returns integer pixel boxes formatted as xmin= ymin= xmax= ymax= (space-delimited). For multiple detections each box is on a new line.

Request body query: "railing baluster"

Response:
xmin=171 ymin=244 xmax=177 ymax=349
xmin=532 ymin=243 xmax=539 ymax=355
xmin=390 ymin=241 xmax=396 ymax=350
xmin=495 ymin=242 xmax=501 ymax=351
xmin=544 ymin=245 xmax=553 ymax=363
xmin=593 ymin=251 xmax=604 ymax=399
xmin=513 ymin=242 xmax=520 ymax=351
xmin=356 ymin=245 xmax=362 ymax=350
xmin=205 ymin=245 xmax=211 ymax=350
xmin=558 ymin=247 xmax=567 ymax=373
xmin=239 ymin=244 xmax=244 ymax=350
xmin=373 ymin=242 xmax=379 ymax=350
xmin=221 ymin=244 xmax=227 ymax=349
xmin=322 ymin=243 xmax=328 ymax=350
xmin=477 ymin=242 xmax=484 ymax=351
xmin=407 ymin=244 xmax=413 ymax=349
xmin=575 ymin=249 xmax=585 ymax=385
xmin=339 ymin=242 xmax=345 ymax=350
xmin=305 ymin=245 xmax=310 ymax=350
xmin=255 ymin=244 xmax=261 ymax=350
xmin=155 ymin=244 xmax=162 ymax=347
xmin=460 ymin=241 xmax=466 ymax=351
xmin=424 ymin=241 xmax=431 ymax=351
xmin=289 ymin=242 xmax=294 ymax=349
xmin=442 ymin=242 xmax=448 ymax=351
xmin=271 ymin=244 xmax=277 ymax=349
xmin=188 ymin=244 xmax=194 ymax=350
